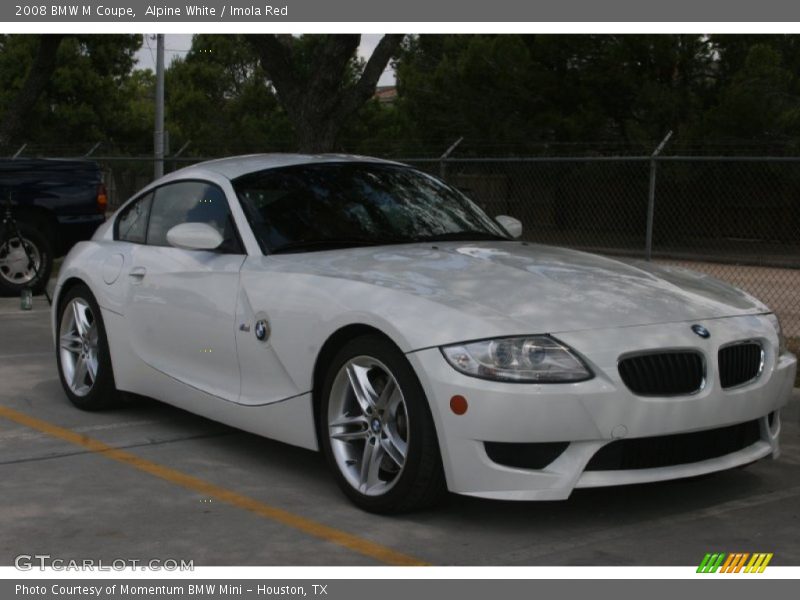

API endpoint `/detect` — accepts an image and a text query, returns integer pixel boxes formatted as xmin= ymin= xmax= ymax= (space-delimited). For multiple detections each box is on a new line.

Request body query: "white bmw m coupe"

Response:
xmin=53 ymin=154 xmax=797 ymax=512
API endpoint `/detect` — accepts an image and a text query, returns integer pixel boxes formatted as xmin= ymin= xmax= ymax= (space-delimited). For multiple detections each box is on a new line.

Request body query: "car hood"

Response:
xmin=268 ymin=241 xmax=768 ymax=333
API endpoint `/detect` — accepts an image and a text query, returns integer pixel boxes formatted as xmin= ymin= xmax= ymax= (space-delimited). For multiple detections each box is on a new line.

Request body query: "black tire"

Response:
xmin=0 ymin=221 xmax=53 ymax=295
xmin=319 ymin=334 xmax=446 ymax=513
xmin=55 ymin=283 xmax=120 ymax=411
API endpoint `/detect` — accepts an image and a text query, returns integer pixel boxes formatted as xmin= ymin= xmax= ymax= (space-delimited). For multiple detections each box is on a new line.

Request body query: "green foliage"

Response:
xmin=164 ymin=34 xmax=292 ymax=156
xmin=394 ymin=34 xmax=728 ymax=155
xmin=2 ymin=33 xmax=800 ymax=157
xmin=395 ymin=35 xmax=540 ymax=154
xmin=703 ymin=43 xmax=800 ymax=145
xmin=0 ymin=34 xmax=145 ymax=152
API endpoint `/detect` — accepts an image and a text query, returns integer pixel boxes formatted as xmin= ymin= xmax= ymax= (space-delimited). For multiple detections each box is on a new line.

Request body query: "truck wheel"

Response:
xmin=0 ymin=222 xmax=53 ymax=295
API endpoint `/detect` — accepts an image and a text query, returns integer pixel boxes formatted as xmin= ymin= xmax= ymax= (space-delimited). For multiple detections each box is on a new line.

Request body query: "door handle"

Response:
xmin=128 ymin=266 xmax=147 ymax=280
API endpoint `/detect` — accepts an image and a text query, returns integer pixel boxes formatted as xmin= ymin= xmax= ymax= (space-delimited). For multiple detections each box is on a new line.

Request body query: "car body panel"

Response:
xmin=123 ymin=244 xmax=244 ymax=402
xmin=232 ymin=242 xmax=769 ymax=352
xmin=52 ymin=154 xmax=798 ymax=501
xmin=408 ymin=317 xmax=795 ymax=499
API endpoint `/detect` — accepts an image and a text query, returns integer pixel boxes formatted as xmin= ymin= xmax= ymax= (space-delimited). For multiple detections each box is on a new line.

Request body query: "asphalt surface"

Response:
xmin=1 ymin=295 xmax=799 ymax=566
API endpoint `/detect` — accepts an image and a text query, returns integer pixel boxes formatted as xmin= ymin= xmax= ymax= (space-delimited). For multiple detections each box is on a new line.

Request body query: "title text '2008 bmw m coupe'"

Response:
xmin=53 ymin=155 xmax=797 ymax=512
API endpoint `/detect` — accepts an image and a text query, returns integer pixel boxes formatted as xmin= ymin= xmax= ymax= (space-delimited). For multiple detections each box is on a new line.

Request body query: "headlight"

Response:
xmin=765 ymin=313 xmax=787 ymax=355
xmin=440 ymin=336 xmax=593 ymax=383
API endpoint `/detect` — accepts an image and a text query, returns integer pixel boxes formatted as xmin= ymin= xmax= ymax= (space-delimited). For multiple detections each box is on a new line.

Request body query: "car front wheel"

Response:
xmin=319 ymin=335 xmax=445 ymax=513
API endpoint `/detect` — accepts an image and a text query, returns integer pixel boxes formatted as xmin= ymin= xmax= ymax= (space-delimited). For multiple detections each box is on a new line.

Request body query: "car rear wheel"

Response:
xmin=319 ymin=335 xmax=446 ymax=513
xmin=0 ymin=223 xmax=53 ymax=295
xmin=56 ymin=284 xmax=120 ymax=410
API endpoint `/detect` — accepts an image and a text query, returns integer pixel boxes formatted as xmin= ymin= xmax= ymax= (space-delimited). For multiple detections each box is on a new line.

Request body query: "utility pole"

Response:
xmin=154 ymin=34 xmax=165 ymax=180
xmin=645 ymin=130 xmax=673 ymax=261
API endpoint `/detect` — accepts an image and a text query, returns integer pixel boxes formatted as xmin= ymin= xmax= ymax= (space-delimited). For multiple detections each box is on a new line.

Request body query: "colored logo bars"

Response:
xmin=697 ymin=553 xmax=773 ymax=573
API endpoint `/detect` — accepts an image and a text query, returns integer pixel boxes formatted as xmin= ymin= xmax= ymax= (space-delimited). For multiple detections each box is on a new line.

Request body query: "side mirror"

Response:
xmin=495 ymin=215 xmax=523 ymax=239
xmin=166 ymin=223 xmax=223 ymax=251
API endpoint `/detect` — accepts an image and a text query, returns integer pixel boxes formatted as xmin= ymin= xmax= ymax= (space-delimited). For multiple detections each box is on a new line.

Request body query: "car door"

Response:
xmin=123 ymin=179 xmax=245 ymax=402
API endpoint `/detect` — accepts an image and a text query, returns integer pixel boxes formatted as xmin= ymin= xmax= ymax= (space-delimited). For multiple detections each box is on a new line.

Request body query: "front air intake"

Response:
xmin=618 ymin=351 xmax=704 ymax=396
xmin=719 ymin=342 xmax=763 ymax=389
xmin=585 ymin=420 xmax=761 ymax=471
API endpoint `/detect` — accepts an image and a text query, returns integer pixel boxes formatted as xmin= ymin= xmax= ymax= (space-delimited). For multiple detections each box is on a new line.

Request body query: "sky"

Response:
xmin=134 ymin=33 xmax=397 ymax=86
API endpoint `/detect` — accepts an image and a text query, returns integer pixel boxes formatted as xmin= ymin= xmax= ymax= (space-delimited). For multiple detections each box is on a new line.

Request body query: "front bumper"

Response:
xmin=407 ymin=314 xmax=797 ymax=500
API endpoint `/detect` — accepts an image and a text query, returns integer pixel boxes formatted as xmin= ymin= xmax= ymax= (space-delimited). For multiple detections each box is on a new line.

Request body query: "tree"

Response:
xmin=0 ymin=35 xmax=64 ymax=148
xmin=0 ymin=34 xmax=144 ymax=153
xmin=246 ymin=34 xmax=404 ymax=152
xmin=703 ymin=43 xmax=800 ymax=145
xmin=394 ymin=34 xmax=719 ymax=155
xmin=695 ymin=36 xmax=800 ymax=151
xmin=165 ymin=34 xmax=291 ymax=156
xmin=396 ymin=35 xmax=543 ymax=154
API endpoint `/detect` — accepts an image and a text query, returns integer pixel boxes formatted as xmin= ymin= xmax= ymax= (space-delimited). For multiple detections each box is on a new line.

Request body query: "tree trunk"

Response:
xmin=291 ymin=115 xmax=341 ymax=154
xmin=247 ymin=34 xmax=404 ymax=153
xmin=0 ymin=35 xmax=65 ymax=149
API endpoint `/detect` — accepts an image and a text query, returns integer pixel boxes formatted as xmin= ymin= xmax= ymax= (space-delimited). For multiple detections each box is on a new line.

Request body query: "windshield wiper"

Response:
xmin=413 ymin=231 xmax=509 ymax=243
xmin=269 ymin=239 xmax=388 ymax=254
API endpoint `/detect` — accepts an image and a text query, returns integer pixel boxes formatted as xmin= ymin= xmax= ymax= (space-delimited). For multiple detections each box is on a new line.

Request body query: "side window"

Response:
xmin=116 ymin=193 xmax=153 ymax=243
xmin=146 ymin=181 xmax=242 ymax=253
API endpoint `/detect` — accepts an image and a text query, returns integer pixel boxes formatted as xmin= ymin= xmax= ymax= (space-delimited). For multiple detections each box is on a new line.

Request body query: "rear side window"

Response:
xmin=116 ymin=193 xmax=153 ymax=243
xmin=146 ymin=181 xmax=239 ymax=250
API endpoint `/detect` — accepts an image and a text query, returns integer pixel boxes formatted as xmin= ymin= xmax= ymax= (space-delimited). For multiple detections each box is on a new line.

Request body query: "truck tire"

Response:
xmin=0 ymin=222 xmax=53 ymax=296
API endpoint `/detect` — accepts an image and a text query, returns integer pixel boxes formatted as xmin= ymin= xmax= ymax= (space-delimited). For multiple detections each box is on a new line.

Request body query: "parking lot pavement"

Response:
xmin=1 ymin=296 xmax=799 ymax=567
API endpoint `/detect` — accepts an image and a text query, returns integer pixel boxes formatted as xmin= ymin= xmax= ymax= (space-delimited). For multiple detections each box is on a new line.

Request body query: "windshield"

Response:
xmin=232 ymin=162 xmax=509 ymax=254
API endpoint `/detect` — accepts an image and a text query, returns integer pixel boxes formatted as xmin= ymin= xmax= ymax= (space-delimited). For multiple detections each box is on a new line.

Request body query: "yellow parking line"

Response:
xmin=0 ymin=405 xmax=427 ymax=566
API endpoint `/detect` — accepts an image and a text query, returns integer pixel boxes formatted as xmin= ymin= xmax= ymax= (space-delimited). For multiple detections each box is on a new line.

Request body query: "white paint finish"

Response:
xmin=407 ymin=324 xmax=796 ymax=499
xmin=166 ymin=222 xmax=223 ymax=251
xmin=574 ymin=441 xmax=774 ymax=489
xmin=175 ymin=153 xmax=401 ymax=182
xmin=235 ymin=284 xmax=305 ymax=406
xmin=101 ymin=253 xmax=124 ymax=284
xmin=238 ymin=241 xmax=769 ymax=354
xmin=52 ymin=154 xmax=799 ymax=500
xmin=122 ymin=245 xmax=245 ymax=402
xmin=108 ymin=329 xmax=318 ymax=452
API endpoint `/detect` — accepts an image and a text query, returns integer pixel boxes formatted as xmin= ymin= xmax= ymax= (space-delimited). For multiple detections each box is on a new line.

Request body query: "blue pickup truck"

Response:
xmin=0 ymin=158 xmax=107 ymax=294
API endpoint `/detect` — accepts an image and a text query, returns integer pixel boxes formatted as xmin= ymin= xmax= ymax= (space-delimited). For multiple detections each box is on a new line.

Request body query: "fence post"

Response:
xmin=439 ymin=137 xmax=463 ymax=181
xmin=645 ymin=131 xmax=673 ymax=261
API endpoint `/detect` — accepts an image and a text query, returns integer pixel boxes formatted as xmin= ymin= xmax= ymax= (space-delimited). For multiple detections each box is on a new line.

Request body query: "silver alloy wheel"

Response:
xmin=0 ymin=236 xmax=41 ymax=285
xmin=327 ymin=356 xmax=409 ymax=496
xmin=59 ymin=298 xmax=99 ymax=397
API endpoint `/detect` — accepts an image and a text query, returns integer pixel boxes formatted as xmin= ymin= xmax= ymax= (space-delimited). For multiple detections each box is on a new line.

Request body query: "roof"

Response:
xmin=374 ymin=86 xmax=398 ymax=104
xmin=170 ymin=153 xmax=403 ymax=181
